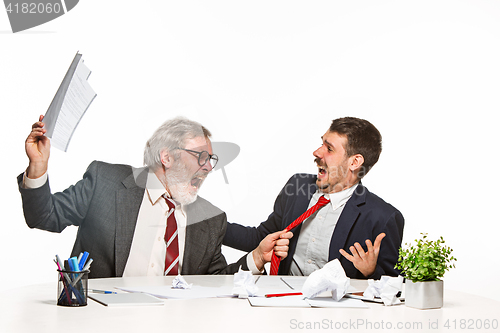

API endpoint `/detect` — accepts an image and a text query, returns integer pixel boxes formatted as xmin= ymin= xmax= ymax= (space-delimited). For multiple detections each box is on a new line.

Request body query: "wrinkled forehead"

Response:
xmin=184 ymin=136 xmax=213 ymax=153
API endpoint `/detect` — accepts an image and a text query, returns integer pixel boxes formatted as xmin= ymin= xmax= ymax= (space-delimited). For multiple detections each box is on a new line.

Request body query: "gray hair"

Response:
xmin=144 ymin=117 xmax=212 ymax=171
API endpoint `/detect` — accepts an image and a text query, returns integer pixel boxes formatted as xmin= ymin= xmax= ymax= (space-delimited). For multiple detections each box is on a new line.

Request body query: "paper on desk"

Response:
xmin=248 ymin=295 xmax=308 ymax=307
xmin=248 ymin=296 xmax=367 ymax=308
xmin=254 ymin=275 xmax=295 ymax=297
xmin=307 ymin=297 xmax=369 ymax=308
xmin=280 ymin=276 xmax=308 ymax=290
xmin=281 ymin=276 xmax=361 ymax=294
xmin=117 ymin=285 xmax=234 ymax=300
xmin=43 ymin=53 xmax=97 ymax=152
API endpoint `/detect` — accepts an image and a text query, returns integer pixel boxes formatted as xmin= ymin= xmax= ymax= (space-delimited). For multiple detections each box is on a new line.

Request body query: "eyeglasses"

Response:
xmin=174 ymin=148 xmax=219 ymax=169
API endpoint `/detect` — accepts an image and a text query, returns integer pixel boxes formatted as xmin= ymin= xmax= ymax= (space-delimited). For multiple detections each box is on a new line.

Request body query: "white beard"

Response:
xmin=167 ymin=181 xmax=198 ymax=206
xmin=163 ymin=161 xmax=202 ymax=206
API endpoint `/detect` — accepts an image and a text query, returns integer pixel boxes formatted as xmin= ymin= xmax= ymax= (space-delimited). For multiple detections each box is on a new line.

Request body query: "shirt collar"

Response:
xmin=314 ymin=183 xmax=359 ymax=210
xmin=146 ymin=171 xmax=168 ymax=205
xmin=146 ymin=172 xmax=187 ymax=217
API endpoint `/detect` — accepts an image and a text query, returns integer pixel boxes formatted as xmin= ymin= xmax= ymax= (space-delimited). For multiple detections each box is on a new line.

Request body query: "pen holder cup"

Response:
xmin=57 ymin=270 xmax=89 ymax=307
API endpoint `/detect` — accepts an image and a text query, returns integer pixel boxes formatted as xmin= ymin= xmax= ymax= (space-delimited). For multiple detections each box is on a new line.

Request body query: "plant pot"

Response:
xmin=405 ymin=279 xmax=443 ymax=309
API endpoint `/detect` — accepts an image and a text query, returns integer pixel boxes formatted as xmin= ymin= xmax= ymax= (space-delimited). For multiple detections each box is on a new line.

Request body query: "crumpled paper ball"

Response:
xmin=232 ymin=267 xmax=259 ymax=298
xmin=171 ymin=275 xmax=193 ymax=289
xmin=363 ymin=275 xmax=404 ymax=306
xmin=301 ymin=259 xmax=350 ymax=301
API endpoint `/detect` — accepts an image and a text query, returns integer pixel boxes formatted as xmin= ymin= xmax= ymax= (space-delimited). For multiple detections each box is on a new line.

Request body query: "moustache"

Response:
xmin=314 ymin=157 xmax=326 ymax=167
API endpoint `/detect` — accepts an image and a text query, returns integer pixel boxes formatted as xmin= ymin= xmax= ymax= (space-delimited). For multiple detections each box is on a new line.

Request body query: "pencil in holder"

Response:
xmin=57 ymin=269 xmax=89 ymax=307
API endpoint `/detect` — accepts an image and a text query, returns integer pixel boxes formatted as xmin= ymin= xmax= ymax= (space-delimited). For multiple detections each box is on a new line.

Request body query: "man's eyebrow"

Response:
xmin=322 ymin=137 xmax=334 ymax=149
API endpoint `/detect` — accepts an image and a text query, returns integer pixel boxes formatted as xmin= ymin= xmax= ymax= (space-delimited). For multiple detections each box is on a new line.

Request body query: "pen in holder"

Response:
xmin=57 ymin=269 xmax=89 ymax=307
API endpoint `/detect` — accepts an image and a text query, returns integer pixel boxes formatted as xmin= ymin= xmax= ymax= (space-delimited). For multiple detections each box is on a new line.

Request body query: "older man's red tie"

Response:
xmin=164 ymin=196 xmax=179 ymax=275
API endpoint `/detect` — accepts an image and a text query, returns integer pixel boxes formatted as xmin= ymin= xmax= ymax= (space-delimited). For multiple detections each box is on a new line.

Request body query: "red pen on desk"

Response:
xmin=265 ymin=292 xmax=303 ymax=298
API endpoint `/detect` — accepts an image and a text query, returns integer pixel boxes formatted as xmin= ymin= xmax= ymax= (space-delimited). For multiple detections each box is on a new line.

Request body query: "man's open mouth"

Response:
xmin=190 ymin=176 xmax=205 ymax=188
xmin=317 ymin=165 xmax=327 ymax=178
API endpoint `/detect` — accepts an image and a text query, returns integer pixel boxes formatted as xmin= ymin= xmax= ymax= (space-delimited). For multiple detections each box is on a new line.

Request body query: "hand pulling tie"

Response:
xmin=269 ymin=195 xmax=330 ymax=275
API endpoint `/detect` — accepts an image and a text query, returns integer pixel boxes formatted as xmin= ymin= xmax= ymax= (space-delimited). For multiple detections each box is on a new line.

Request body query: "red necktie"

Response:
xmin=269 ymin=195 xmax=330 ymax=275
xmin=164 ymin=196 xmax=179 ymax=275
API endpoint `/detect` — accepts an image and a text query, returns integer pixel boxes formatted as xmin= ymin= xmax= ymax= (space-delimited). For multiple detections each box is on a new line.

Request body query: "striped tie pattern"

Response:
xmin=269 ymin=195 xmax=331 ymax=275
xmin=163 ymin=196 xmax=179 ymax=275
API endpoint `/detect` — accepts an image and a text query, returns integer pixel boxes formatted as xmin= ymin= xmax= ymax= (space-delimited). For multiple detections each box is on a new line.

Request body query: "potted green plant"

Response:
xmin=395 ymin=233 xmax=457 ymax=309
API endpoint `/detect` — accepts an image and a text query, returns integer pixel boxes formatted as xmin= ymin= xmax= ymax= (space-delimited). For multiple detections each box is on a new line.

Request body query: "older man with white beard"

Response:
xmin=18 ymin=116 xmax=291 ymax=278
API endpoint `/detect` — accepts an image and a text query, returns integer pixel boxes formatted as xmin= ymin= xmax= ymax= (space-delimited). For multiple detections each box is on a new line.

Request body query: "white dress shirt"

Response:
xmin=290 ymin=183 xmax=359 ymax=276
xmin=123 ymin=172 xmax=188 ymax=276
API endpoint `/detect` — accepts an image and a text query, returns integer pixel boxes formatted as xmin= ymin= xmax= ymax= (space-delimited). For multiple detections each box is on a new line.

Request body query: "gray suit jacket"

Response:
xmin=18 ymin=161 xmax=246 ymax=278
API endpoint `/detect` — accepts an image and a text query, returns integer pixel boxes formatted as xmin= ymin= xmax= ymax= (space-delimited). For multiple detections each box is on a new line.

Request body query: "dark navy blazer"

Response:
xmin=223 ymin=174 xmax=404 ymax=279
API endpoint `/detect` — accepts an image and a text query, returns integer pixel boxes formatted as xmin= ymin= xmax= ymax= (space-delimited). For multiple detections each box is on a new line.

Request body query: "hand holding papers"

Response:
xmin=43 ymin=52 xmax=96 ymax=152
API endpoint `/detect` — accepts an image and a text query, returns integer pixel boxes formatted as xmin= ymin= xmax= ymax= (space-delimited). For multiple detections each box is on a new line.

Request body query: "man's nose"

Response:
xmin=313 ymin=146 xmax=323 ymax=159
xmin=201 ymin=159 xmax=213 ymax=172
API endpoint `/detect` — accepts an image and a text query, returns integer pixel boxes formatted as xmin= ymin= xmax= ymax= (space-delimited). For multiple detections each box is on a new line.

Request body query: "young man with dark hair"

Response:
xmin=223 ymin=117 xmax=404 ymax=279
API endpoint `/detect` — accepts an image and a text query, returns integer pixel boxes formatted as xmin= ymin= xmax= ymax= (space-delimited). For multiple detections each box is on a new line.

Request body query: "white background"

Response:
xmin=1 ymin=1 xmax=499 ymax=301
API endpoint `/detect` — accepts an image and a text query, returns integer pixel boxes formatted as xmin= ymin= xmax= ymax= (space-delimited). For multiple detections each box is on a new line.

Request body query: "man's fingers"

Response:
xmin=275 ymin=238 xmax=289 ymax=247
xmin=373 ymin=233 xmax=386 ymax=249
xmin=274 ymin=250 xmax=288 ymax=258
xmin=339 ymin=248 xmax=354 ymax=261
xmin=268 ymin=230 xmax=285 ymax=241
xmin=32 ymin=121 xmax=45 ymax=129
xmin=30 ymin=128 xmax=46 ymax=136
xmin=273 ymin=245 xmax=288 ymax=253
xmin=353 ymin=242 xmax=366 ymax=259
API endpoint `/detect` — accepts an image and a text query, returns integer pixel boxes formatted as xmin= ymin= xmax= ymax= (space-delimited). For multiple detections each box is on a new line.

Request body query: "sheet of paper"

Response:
xmin=248 ymin=295 xmax=309 ymax=307
xmin=281 ymin=276 xmax=365 ymax=293
xmin=89 ymin=293 xmax=165 ymax=307
xmin=117 ymin=285 xmax=234 ymax=300
xmin=253 ymin=275 xmax=295 ymax=297
xmin=44 ymin=54 xmax=96 ymax=152
xmin=247 ymin=295 xmax=368 ymax=308
xmin=307 ymin=297 xmax=369 ymax=308
xmin=280 ymin=276 xmax=308 ymax=290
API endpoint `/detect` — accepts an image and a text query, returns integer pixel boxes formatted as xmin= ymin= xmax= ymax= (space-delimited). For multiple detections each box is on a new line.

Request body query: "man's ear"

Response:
xmin=160 ymin=150 xmax=174 ymax=169
xmin=349 ymin=154 xmax=364 ymax=173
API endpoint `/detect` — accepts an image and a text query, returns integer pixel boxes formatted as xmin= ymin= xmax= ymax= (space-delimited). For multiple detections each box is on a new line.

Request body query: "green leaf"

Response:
xmin=396 ymin=233 xmax=457 ymax=282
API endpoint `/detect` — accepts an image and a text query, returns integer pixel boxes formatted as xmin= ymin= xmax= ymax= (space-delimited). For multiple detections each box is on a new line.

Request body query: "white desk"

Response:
xmin=1 ymin=276 xmax=499 ymax=333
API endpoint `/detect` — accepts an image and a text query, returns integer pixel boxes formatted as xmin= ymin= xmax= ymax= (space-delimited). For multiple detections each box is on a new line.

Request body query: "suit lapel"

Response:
xmin=115 ymin=167 xmax=147 ymax=276
xmin=328 ymin=184 xmax=366 ymax=261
